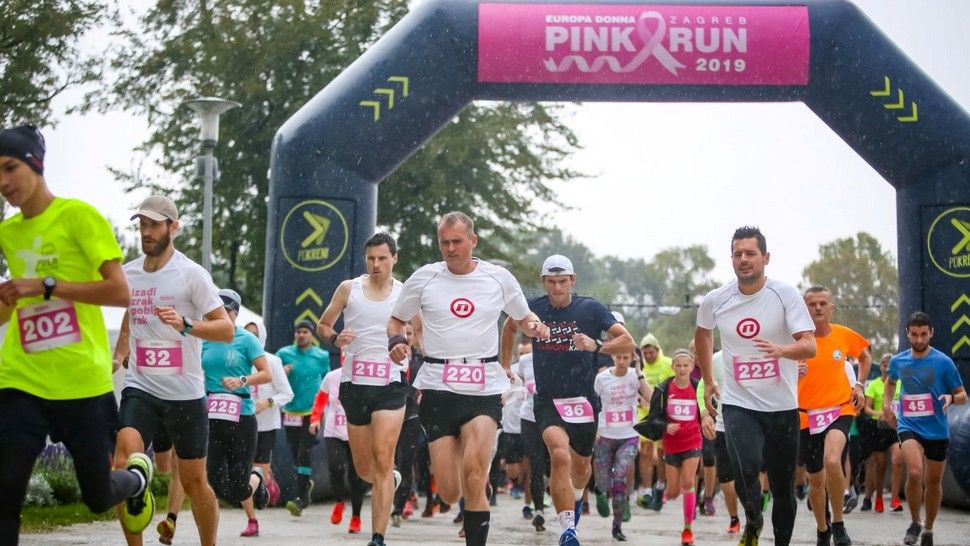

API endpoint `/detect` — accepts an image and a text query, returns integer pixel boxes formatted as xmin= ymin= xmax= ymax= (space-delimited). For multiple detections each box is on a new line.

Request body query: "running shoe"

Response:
xmin=636 ymin=492 xmax=652 ymax=509
xmin=251 ymin=467 xmax=269 ymax=510
xmin=522 ymin=505 xmax=533 ymax=519
xmin=121 ymin=453 xmax=155 ymax=534
xmin=559 ymin=527 xmax=580 ymax=546
xmin=832 ymin=521 xmax=851 ymax=546
xmin=796 ymin=484 xmax=808 ymax=500
xmin=422 ymin=502 xmax=435 ymax=518
xmin=331 ymin=501 xmax=345 ymax=524
xmin=595 ymin=492 xmax=610 ymax=517
xmin=875 ymin=496 xmax=885 ymax=513
xmin=582 ymin=500 xmax=590 ymax=514
xmin=761 ymin=491 xmax=771 ymax=512
xmin=919 ymin=530 xmax=933 ymax=546
xmin=728 ymin=517 xmax=741 ymax=534
xmin=533 ymin=512 xmax=546 ymax=532
xmin=391 ymin=513 xmax=402 ymax=527
xmin=903 ymin=522 xmax=922 ymax=546
xmin=266 ymin=476 xmax=281 ymax=507
xmin=682 ymin=528 xmax=695 ymax=546
xmin=403 ymin=499 xmax=414 ymax=519
xmin=453 ymin=511 xmax=464 ymax=524
xmin=860 ymin=498 xmax=872 ymax=512
xmin=738 ymin=523 xmax=762 ymax=546
xmin=286 ymin=499 xmax=303 ymax=517
xmin=367 ymin=536 xmax=386 ymax=546
xmin=843 ymin=493 xmax=859 ymax=514
xmin=891 ymin=497 xmax=903 ymax=512
xmin=649 ymin=490 xmax=664 ymax=512
xmin=574 ymin=499 xmax=583 ymax=525
xmin=240 ymin=518 xmax=259 ymax=537
xmin=458 ymin=527 xmax=466 ymax=539
xmin=703 ymin=497 xmax=716 ymax=516
xmin=622 ymin=500 xmax=631 ymax=522
xmin=816 ymin=527 xmax=832 ymax=546
xmin=157 ymin=516 xmax=176 ymax=545
xmin=612 ymin=524 xmax=627 ymax=541
xmin=349 ymin=515 xmax=362 ymax=533
xmin=438 ymin=497 xmax=452 ymax=514
xmin=511 ymin=485 xmax=523 ymax=499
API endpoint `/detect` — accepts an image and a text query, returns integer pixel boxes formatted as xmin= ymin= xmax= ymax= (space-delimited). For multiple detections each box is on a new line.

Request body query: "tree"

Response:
xmin=802 ymin=232 xmax=899 ymax=354
xmin=88 ymin=0 xmax=580 ymax=312
xmin=0 ymin=0 xmax=103 ymax=125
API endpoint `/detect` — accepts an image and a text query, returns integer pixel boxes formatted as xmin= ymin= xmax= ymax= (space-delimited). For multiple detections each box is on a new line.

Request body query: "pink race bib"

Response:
xmin=333 ymin=411 xmax=348 ymax=428
xmin=526 ymin=381 xmax=536 ymax=395
xmin=350 ymin=358 xmax=392 ymax=386
xmin=442 ymin=360 xmax=486 ymax=392
xmin=135 ymin=339 xmax=183 ymax=375
xmin=604 ymin=407 xmax=634 ymax=428
xmin=808 ymin=406 xmax=841 ymax=435
xmin=667 ymin=398 xmax=698 ymax=422
xmin=207 ymin=393 xmax=242 ymax=422
xmin=554 ymin=396 xmax=595 ymax=423
xmin=901 ymin=393 xmax=934 ymax=417
xmin=283 ymin=413 xmax=304 ymax=427
xmin=732 ymin=355 xmax=780 ymax=384
xmin=18 ymin=300 xmax=81 ymax=353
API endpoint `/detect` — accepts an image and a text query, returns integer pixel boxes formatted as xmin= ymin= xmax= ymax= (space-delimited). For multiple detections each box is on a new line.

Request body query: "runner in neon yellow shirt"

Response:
xmin=0 ymin=125 xmax=152 ymax=544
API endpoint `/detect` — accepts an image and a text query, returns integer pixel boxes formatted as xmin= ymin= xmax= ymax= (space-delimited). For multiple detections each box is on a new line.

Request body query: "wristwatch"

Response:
xmin=240 ymin=375 xmax=248 ymax=385
xmin=42 ymin=276 xmax=57 ymax=300
xmin=181 ymin=316 xmax=194 ymax=337
xmin=593 ymin=339 xmax=603 ymax=353
xmin=267 ymin=398 xmax=275 ymax=407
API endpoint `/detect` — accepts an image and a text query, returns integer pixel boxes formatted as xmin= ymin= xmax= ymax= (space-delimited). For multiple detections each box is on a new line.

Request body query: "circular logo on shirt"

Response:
xmin=736 ymin=317 xmax=760 ymax=339
xmin=833 ymin=349 xmax=843 ymax=361
xmin=450 ymin=298 xmax=475 ymax=318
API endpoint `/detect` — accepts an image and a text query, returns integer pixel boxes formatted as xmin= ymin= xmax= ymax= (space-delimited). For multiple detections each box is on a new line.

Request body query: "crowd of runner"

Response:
xmin=0 ymin=124 xmax=966 ymax=546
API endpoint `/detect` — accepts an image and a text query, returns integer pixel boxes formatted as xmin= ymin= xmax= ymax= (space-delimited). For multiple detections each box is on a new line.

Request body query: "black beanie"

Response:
xmin=0 ymin=125 xmax=45 ymax=174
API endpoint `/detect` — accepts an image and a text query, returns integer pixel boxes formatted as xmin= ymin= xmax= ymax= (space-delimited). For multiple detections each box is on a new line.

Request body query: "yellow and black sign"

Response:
xmin=927 ymin=207 xmax=970 ymax=279
xmin=280 ymin=200 xmax=349 ymax=272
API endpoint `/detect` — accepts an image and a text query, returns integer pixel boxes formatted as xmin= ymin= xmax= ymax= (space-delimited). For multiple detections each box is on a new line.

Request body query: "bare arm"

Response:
xmin=161 ymin=306 xmax=234 ymax=342
xmin=852 ymin=347 xmax=873 ymax=409
xmin=0 ymin=259 xmax=130 ymax=308
xmin=0 ymin=301 xmax=12 ymax=326
xmin=694 ymin=326 xmax=719 ymax=418
xmin=500 ymin=317 xmax=520 ymax=368
xmin=317 ymin=280 xmax=351 ymax=345
xmin=883 ymin=377 xmax=898 ymax=427
xmin=752 ymin=330 xmax=816 ymax=361
xmin=112 ymin=311 xmax=132 ymax=372
xmin=222 ymin=355 xmax=271 ymax=390
xmin=387 ymin=315 xmax=408 ymax=363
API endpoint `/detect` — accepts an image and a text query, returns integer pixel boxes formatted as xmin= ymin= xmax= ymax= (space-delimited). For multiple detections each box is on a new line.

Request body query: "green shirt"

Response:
xmin=278 ymin=344 xmax=330 ymax=413
xmin=0 ymin=198 xmax=122 ymax=399
xmin=864 ymin=376 xmax=899 ymax=416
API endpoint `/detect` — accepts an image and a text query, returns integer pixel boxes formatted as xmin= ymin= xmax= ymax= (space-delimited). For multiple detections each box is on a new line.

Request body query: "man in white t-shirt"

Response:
xmin=695 ymin=226 xmax=815 ymax=546
xmin=112 ymin=195 xmax=235 ymax=546
xmin=388 ymin=211 xmax=548 ymax=546
xmin=318 ymin=232 xmax=409 ymax=546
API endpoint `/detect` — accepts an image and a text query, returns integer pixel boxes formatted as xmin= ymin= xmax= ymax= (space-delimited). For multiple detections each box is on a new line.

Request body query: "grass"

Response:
xmin=21 ymin=495 xmax=168 ymax=534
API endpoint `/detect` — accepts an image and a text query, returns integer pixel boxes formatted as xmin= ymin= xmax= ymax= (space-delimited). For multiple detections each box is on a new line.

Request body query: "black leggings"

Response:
xmin=207 ymin=415 xmax=258 ymax=504
xmin=0 ymin=390 xmax=141 ymax=545
xmin=394 ymin=417 xmax=424 ymax=513
xmin=723 ymin=405 xmax=799 ymax=546
xmin=326 ymin=438 xmax=365 ymax=516
xmin=285 ymin=417 xmax=316 ymax=503
xmin=521 ymin=419 xmax=549 ymax=512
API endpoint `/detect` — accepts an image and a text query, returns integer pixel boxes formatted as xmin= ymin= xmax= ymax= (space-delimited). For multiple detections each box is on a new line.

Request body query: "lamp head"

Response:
xmin=183 ymin=97 xmax=240 ymax=143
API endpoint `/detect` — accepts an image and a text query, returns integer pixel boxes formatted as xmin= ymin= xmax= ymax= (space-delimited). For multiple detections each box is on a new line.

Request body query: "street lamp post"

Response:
xmin=183 ymin=96 xmax=240 ymax=272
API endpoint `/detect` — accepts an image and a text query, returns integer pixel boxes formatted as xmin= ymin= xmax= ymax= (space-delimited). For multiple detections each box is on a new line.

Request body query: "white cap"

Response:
xmin=611 ymin=311 xmax=625 ymax=324
xmin=541 ymin=254 xmax=575 ymax=276
xmin=131 ymin=195 xmax=179 ymax=222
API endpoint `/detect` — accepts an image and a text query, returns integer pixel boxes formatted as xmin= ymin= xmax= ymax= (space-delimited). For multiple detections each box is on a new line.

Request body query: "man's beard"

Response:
xmin=142 ymin=231 xmax=172 ymax=257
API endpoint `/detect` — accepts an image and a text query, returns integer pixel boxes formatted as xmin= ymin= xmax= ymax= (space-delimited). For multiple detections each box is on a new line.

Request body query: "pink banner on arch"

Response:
xmin=478 ymin=4 xmax=810 ymax=85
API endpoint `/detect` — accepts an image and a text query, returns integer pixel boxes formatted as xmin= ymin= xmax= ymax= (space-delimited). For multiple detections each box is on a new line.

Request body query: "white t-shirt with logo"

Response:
xmin=341 ymin=275 xmax=405 ymax=384
xmin=517 ymin=354 xmax=537 ymax=422
xmin=124 ymin=251 xmax=224 ymax=401
xmin=595 ymin=367 xmax=640 ymax=440
xmin=392 ymin=259 xmax=530 ymax=396
xmin=697 ymin=278 xmax=814 ymax=412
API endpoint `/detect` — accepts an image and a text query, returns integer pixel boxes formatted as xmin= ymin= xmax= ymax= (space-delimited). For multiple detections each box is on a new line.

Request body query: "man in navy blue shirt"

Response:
xmin=884 ymin=312 xmax=966 ymax=546
xmin=501 ymin=255 xmax=634 ymax=546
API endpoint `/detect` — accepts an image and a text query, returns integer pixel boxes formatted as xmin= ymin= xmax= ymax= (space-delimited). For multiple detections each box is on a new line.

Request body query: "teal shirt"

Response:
xmin=201 ymin=326 xmax=264 ymax=415
xmin=277 ymin=344 xmax=330 ymax=413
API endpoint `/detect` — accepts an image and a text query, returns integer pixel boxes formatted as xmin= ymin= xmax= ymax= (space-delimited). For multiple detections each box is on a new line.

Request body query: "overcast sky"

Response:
xmin=39 ymin=0 xmax=969 ymax=287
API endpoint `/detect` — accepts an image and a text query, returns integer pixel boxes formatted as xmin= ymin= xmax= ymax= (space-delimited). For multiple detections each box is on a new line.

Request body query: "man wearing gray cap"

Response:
xmin=501 ymin=254 xmax=635 ymax=546
xmin=0 ymin=125 xmax=149 ymax=545
xmin=112 ymin=194 xmax=234 ymax=546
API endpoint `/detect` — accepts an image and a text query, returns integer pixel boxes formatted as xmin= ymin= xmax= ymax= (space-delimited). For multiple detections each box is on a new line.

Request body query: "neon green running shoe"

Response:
xmin=122 ymin=452 xmax=155 ymax=534
xmin=595 ymin=492 xmax=610 ymax=517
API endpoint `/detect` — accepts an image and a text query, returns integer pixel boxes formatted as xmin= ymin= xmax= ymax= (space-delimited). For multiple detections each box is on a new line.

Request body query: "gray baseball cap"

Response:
xmin=131 ymin=195 xmax=179 ymax=222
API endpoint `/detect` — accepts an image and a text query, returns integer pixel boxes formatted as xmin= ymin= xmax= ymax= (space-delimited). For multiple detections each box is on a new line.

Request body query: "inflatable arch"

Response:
xmin=263 ymin=0 xmax=970 ymax=496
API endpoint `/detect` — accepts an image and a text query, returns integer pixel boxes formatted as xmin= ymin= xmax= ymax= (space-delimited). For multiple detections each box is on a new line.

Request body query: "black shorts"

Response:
xmin=701 ymin=436 xmax=716 ymax=467
xmin=898 ymin=431 xmax=949 ymax=462
xmin=419 ymin=390 xmax=502 ymax=443
xmin=798 ymin=414 xmax=853 ymax=474
xmin=533 ymin=395 xmax=599 ymax=458
xmin=119 ymin=387 xmax=209 ymax=460
xmin=338 ymin=381 xmax=408 ymax=426
xmin=664 ymin=448 xmax=702 ymax=466
xmin=498 ymin=432 xmax=524 ymax=463
xmin=869 ymin=426 xmax=899 ymax=453
xmin=855 ymin=416 xmax=878 ymax=460
xmin=254 ymin=430 xmax=277 ymax=464
xmin=714 ymin=431 xmax=735 ymax=483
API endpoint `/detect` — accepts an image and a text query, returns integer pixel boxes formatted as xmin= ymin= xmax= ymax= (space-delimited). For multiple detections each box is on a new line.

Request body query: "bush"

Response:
xmin=151 ymin=471 xmax=171 ymax=497
xmin=33 ymin=443 xmax=81 ymax=505
xmin=24 ymin=474 xmax=54 ymax=507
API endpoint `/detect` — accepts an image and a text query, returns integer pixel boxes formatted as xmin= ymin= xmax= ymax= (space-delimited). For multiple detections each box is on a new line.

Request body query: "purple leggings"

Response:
xmin=593 ymin=436 xmax=639 ymax=525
